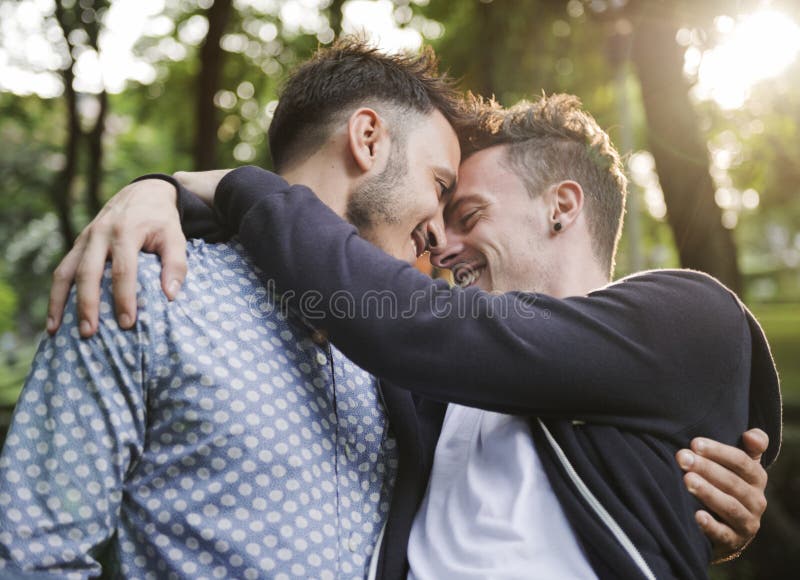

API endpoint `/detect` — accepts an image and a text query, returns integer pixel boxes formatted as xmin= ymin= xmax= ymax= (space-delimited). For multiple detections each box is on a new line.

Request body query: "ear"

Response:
xmin=347 ymin=108 xmax=388 ymax=174
xmin=549 ymin=180 xmax=584 ymax=233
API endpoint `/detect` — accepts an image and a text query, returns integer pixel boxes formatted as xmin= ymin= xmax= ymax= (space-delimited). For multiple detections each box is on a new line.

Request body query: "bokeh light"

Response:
xmin=691 ymin=10 xmax=800 ymax=109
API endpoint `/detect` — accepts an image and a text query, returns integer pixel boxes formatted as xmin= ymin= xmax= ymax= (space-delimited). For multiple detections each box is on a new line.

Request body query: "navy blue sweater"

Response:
xmin=176 ymin=166 xmax=781 ymax=580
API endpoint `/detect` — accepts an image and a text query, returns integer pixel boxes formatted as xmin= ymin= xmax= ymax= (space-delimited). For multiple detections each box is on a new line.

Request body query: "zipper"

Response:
xmin=537 ymin=419 xmax=657 ymax=580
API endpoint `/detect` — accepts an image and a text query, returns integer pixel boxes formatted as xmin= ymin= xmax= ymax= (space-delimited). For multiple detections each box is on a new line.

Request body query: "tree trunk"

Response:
xmin=473 ymin=0 xmax=497 ymax=98
xmin=51 ymin=76 xmax=79 ymax=248
xmin=328 ymin=0 xmax=346 ymax=38
xmin=193 ymin=0 xmax=233 ymax=171
xmin=86 ymin=91 xmax=108 ymax=215
xmin=84 ymin=2 xmax=108 ymax=215
xmin=630 ymin=1 xmax=742 ymax=293
xmin=52 ymin=2 xmax=79 ymax=248
xmin=85 ymin=91 xmax=108 ymax=215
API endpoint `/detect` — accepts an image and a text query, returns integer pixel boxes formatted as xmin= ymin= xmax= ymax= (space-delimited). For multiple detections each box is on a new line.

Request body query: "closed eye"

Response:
xmin=436 ymin=179 xmax=451 ymax=198
xmin=460 ymin=208 xmax=481 ymax=227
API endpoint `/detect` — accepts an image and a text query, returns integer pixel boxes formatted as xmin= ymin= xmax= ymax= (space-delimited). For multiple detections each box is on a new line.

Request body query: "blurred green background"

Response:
xmin=0 ymin=0 xmax=798 ymax=577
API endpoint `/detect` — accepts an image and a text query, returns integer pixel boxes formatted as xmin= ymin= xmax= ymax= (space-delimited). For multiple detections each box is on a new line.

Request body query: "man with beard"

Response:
xmin=0 ymin=40 xmax=463 ymax=578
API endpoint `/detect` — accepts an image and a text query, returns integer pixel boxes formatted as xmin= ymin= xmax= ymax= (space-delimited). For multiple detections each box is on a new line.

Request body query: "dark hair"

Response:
xmin=463 ymin=93 xmax=627 ymax=277
xmin=268 ymin=37 xmax=469 ymax=172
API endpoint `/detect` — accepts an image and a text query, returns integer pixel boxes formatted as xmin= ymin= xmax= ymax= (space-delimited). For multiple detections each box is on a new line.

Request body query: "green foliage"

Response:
xmin=0 ymin=92 xmax=68 ymax=331
xmin=703 ymin=56 xmax=800 ymax=300
xmin=0 ymin=279 xmax=17 ymax=334
xmin=0 ymin=0 xmax=333 ymax=334
xmin=751 ymin=303 xmax=800 ymax=401
xmin=0 ymin=93 xmax=65 ymax=230
xmin=0 ymin=340 xmax=35 ymax=408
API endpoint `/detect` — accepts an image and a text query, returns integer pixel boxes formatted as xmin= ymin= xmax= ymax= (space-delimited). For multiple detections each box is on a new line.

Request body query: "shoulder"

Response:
xmin=156 ymin=239 xmax=291 ymax=331
xmin=599 ymin=269 xmax=744 ymax=319
xmin=129 ymin=239 xmax=263 ymax=306
xmin=612 ymin=268 xmax=738 ymax=298
xmin=177 ymin=239 xmax=268 ymax=306
xmin=582 ymin=269 xmax=749 ymax=359
xmin=182 ymin=238 xmax=263 ymax=279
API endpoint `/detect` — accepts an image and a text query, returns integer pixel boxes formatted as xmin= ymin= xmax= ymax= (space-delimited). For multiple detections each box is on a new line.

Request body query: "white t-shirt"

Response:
xmin=406 ymin=404 xmax=598 ymax=580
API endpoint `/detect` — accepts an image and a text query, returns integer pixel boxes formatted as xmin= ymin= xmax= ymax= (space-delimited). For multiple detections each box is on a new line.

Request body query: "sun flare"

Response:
xmin=692 ymin=10 xmax=800 ymax=109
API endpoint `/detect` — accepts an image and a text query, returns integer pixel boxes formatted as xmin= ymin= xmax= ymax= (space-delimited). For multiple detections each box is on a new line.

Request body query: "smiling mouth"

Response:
xmin=453 ymin=264 xmax=485 ymax=288
xmin=411 ymin=229 xmax=429 ymax=258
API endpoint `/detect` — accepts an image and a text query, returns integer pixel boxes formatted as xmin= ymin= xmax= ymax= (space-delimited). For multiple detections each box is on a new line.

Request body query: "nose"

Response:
xmin=430 ymin=228 xmax=463 ymax=270
xmin=426 ymin=217 xmax=447 ymax=254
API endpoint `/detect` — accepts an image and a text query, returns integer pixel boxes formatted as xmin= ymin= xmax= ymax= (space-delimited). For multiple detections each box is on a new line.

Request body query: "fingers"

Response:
xmin=690 ymin=437 xmax=767 ymax=489
xmin=47 ymin=238 xmax=87 ymax=335
xmin=75 ymin=227 xmax=114 ymax=338
xmin=686 ymin=471 xmax=757 ymax=560
xmin=683 ymin=469 xmax=759 ymax=533
xmin=676 ymin=437 xmax=768 ymax=560
xmin=741 ymin=428 xmax=769 ymax=462
xmin=694 ymin=509 xmax=746 ymax=561
xmin=153 ymin=221 xmax=188 ymax=301
xmin=676 ymin=443 xmax=766 ymax=515
xmin=109 ymin=223 xmax=146 ymax=330
xmin=48 ymin=178 xmax=184 ymax=338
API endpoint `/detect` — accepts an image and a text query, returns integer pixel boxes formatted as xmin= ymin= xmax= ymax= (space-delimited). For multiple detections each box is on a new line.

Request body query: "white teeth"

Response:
xmin=456 ymin=267 xmax=483 ymax=288
xmin=411 ymin=238 xmax=418 ymax=257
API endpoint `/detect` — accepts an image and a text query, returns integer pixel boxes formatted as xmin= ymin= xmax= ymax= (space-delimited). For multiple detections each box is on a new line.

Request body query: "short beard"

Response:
xmin=345 ymin=138 xmax=408 ymax=238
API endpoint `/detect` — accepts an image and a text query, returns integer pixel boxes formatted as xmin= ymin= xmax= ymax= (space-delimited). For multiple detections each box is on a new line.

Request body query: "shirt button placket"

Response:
xmin=318 ymin=342 xmax=346 ymax=573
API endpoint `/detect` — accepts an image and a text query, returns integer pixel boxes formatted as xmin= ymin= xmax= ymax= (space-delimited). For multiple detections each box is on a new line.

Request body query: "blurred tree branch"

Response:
xmin=628 ymin=0 xmax=742 ymax=292
xmin=328 ymin=0 xmax=346 ymax=38
xmin=51 ymin=0 xmax=111 ymax=245
xmin=51 ymin=1 xmax=80 ymax=248
xmin=194 ymin=0 xmax=233 ymax=171
xmin=84 ymin=2 xmax=109 ymax=216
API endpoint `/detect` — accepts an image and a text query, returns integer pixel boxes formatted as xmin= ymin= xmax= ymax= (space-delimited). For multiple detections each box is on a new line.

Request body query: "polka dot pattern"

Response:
xmin=0 ymin=240 xmax=397 ymax=578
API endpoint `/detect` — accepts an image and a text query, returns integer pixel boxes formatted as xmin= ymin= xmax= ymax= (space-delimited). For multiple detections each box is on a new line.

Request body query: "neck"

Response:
xmin=549 ymin=261 xmax=609 ymax=299
xmin=279 ymin=156 xmax=350 ymax=219
xmin=542 ymin=238 xmax=611 ymax=299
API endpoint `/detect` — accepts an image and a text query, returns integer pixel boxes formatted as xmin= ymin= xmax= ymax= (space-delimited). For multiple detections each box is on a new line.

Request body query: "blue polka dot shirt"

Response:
xmin=0 ymin=240 xmax=398 ymax=579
